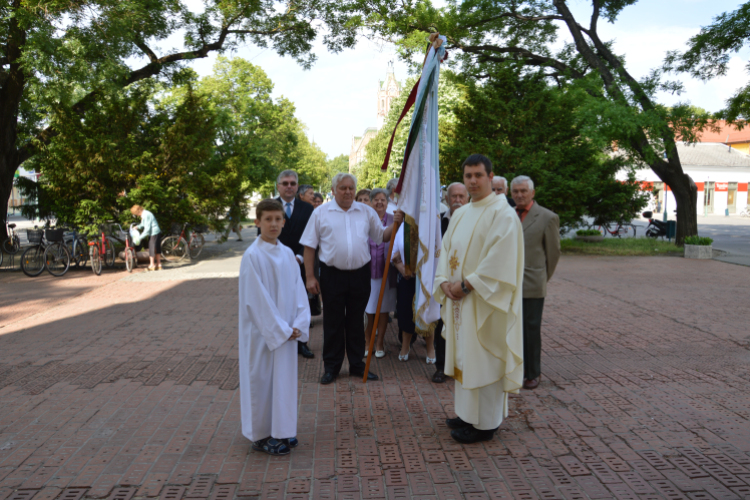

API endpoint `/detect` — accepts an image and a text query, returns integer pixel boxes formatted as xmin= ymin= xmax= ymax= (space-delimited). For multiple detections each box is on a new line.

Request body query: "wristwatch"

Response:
xmin=460 ymin=281 xmax=471 ymax=295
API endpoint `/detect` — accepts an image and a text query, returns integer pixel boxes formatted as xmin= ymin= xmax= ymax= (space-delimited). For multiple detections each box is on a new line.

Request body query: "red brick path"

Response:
xmin=0 ymin=256 xmax=749 ymax=500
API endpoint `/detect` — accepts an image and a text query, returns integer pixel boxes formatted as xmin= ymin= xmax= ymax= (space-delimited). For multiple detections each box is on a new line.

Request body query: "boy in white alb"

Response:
xmin=238 ymin=199 xmax=311 ymax=455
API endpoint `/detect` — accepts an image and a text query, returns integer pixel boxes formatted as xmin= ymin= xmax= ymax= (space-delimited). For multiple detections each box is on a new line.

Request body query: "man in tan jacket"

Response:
xmin=511 ymin=176 xmax=561 ymax=390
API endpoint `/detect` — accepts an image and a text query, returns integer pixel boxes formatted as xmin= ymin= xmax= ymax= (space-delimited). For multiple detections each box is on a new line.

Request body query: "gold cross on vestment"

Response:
xmin=449 ymin=250 xmax=459 ymax=276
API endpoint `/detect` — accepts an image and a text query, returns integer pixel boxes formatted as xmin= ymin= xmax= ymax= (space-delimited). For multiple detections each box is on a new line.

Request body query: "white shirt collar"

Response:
xmin=280 ymin=197 xmax=295 ymax=208
xmin=329 ymin=199 xmax=363 ymax=212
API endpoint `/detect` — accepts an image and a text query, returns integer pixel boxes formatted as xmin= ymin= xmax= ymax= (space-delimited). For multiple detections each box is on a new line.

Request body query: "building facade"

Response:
xmin=349 ymin=62 xmax=401 ymax=172
xmin=623 ymin=143 xmax=750 ymax=216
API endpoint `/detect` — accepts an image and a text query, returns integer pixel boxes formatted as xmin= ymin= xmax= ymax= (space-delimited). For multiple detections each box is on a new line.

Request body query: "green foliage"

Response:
xmin=576 ymin=229 xmax=602 ymax=236
xmin=19 ymin=57 xmax=323 ymax=236
xmin=353 ymin=72 xmax=464 ymax=189
xmin=322 ymin=154 xmax=350 ymax=194
xmin=561 ymin=238 xmax=681 ymax=256
xmin=442 ymin=68 xmax=648 ymax=229
xmin=665 ymin=2 xmax=750 ymax=124
xmin=684 ymin=236 xmax=713 ymax=246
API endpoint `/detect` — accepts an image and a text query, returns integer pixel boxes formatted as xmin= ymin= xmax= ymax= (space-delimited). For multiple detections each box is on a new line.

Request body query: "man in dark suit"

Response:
xmin=511 ymin=175 xmax=561 ymax=390
xmin=432 ymin=182 xmax=469 ymax=383
xmin=492 ymin=176 xmax=516 ymax=207
xmin=259 ymin=169 xmax=316 ymax=358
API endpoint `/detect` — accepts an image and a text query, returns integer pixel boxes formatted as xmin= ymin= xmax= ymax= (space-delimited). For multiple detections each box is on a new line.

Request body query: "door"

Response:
xmin=705 ymin=182 xmax=714 ymax=214
xmin=728 ymin=183 xmax=737 ymax=214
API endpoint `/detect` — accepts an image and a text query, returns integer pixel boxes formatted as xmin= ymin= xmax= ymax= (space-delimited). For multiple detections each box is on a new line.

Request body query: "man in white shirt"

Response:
xmin=302 ymin=173 xmax=403 ymax=384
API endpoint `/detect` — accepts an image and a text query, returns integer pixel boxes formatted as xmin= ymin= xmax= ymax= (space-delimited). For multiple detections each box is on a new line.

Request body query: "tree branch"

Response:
xmin=460 ymin=44 xmax=585 ymax=79
xmin=462 ymin=11 xmax=563 ymax=29
xmin=134 ymin=39 xmax=158 ymax=63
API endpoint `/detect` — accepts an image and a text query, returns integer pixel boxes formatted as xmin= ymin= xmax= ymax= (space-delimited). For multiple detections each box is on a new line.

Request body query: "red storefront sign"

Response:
xmin=715 ymin=182 xmax=729 ymax=192
xmin=739 ymin=183 xmax=748 ymax=192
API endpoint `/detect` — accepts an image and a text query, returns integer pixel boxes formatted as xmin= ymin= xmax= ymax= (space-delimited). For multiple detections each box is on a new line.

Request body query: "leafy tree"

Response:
xmin=18 ymin=82 xmax=219 ymax=235
xmin=1 ymin=0 xmax=361 ymax=240
xmin=357 ymin=0 xmax=701 ymax=243
xmin=665 ymin=2 xmax=750 ymax=124
xmin=442 ymin=67 xmax=647 ymax=229
xmin=354 ymin=72 xmax=464 ymax=189
xmin=322 ymin=154 xmax=350 ymax=193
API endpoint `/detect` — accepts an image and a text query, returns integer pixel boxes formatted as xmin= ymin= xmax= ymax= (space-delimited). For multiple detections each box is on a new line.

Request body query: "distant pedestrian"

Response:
xmin=492 ymin=176 xmax=516 ymax=207
xmin=511 ymin=175 xmax=561 ymax=390
xmin=301 ymin=173 xmax=402 ymax=384
xmin=298 ymin=185 xmax=315 ymax=205
xmin=356 ymin=189 xmax=371 ymax=203
xmin=364 ymin=188 xmax=396 ymax=358
xmin=312 ymin=193 xmax=324 ymax=209
xmin=239 ymin=199 xmax=310 ymax=456
xmin=130 ymin=205 xmax=162 ymax=271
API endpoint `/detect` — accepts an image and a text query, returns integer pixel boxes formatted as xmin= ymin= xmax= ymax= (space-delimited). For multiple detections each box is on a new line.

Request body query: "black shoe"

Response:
xmin=432 ymin=370 xmax=446 ymax=383
xmin=286 ymin=437 xmax=298 ymax=448
xmin=350 ymin=371 xmax=379 ymax=381
xmin=450 ymin=426 xmax=496 ymax=444
xmin=320 ymin=372 xmax=337 ymax=385
xmin=446 ymin=416 xmax=472 ymax=429
xmin=252 ymin=437 xmax=290 ymax=455
xmin=298 ymin=342 xmax=314 ymax=359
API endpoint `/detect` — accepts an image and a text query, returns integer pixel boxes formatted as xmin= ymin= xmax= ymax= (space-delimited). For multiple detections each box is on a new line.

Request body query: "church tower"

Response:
xmin=377 ymin=61 xmax=401 ymax=129
xmin=350 ymin=62 xmax=402 ymax=171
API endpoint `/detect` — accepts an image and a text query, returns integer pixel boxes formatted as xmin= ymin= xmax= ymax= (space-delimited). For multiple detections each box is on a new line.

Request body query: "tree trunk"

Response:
xmin=650 ymin=161 xmax=698 ymax=245
xmin=0 ymin=158 xmax=15 ymax=243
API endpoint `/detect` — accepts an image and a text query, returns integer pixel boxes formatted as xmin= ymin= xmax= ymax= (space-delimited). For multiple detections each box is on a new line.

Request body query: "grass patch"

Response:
xmin=561 ymin=237 xmax=682 ymax=256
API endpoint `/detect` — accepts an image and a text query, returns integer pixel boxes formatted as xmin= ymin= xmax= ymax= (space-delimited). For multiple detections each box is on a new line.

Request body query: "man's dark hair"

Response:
xmin=313 ymin=192 xmax=323 ymax=202
xmin=255 ymin=198 xmax=284 ymax=220
xmin=297 ymin=184 xmax=313 ymax=197
xmin=462 ymin=154 xmax=492 ymax=175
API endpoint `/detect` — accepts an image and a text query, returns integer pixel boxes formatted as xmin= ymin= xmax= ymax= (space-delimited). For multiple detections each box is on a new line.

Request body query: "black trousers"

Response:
xmin=522 ymin=298 xmax=545 ymax=380
xmin=319 ymin=262 xmax=371 ymax=375
xmin=434 ymin=319 xmax=446 ymax=371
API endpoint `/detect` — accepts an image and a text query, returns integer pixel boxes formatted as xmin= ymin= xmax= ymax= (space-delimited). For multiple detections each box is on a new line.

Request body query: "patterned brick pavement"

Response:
xmin=0 ymin=255 xmax=749 ymax=500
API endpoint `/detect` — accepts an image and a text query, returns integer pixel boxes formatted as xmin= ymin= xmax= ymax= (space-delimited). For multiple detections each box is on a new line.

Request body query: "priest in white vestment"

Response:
xmin=434 ymin=154 xmax=524 ymax=443
xmin=239 ymin=199 xmax=310 ymax=455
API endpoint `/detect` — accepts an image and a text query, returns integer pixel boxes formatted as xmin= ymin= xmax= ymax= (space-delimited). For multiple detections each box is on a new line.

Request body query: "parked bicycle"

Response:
xmin=2 ymin=220 xmax=21 ymax=255
xmin=64 ymin=229 xmax=88 ymax=268
xmin=43 ymin=228 xmax=72 ymax=277
xmin=590 ymin=221 xmax=637 ymax=238
xmin=740 ymin=206 xmax=750 ymax=218
xmin=20 ymin=229 xmax=47 ymax=277
xmin=88 ymin=225 xmax=116 ymax=275
xmin=161 ymin=223 xmax=206 ymax=261
xmin=110 ymin=223 xmax=138 ymax=273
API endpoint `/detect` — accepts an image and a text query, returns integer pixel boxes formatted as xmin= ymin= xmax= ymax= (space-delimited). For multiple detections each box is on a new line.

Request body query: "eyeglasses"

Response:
xmin=280 ymin=181 xmax=297 ymax=187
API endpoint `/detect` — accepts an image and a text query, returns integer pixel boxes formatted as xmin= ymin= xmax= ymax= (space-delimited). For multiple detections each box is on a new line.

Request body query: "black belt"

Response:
xmin=319 ymin=261 xmax=369 ymax=273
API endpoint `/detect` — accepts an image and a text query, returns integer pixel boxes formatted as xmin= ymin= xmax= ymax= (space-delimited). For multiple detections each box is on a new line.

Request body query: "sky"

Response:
xmin=173 ymin=0 xmax=749 ymax=159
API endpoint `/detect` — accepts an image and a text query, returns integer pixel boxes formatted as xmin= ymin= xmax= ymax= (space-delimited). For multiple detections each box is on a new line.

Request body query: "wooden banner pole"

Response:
xmin=363 ymin=220 xmax=401 ymax=383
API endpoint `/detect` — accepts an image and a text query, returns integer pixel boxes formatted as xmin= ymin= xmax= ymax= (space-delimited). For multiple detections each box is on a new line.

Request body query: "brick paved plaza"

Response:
xmin=0 ymin=253 xmax=748 ymax=500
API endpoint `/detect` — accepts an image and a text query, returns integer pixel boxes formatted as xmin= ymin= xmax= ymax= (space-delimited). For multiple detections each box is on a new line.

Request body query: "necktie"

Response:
xmin=516 ymin=208 xmax=524 ymax=220
xmin=285 ymin=202 xmax=292 ymax=218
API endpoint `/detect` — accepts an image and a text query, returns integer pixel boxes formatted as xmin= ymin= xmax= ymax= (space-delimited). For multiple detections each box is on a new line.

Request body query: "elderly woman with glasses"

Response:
xmin=364 ymin=188 xmax=397 ymax=358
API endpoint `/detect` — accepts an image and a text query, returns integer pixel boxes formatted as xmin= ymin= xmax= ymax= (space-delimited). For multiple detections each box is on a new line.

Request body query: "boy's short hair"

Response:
xmin=356 ymin=188 xmax=371 ymax=200
xmin=255 ymin=199 xmax=284 ymax=220
xmin=462 ymin=154 xmax=492 ymax=175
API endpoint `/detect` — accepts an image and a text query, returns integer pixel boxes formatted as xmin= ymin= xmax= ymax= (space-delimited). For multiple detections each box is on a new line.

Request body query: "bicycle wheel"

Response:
xmin=125 ymin=248 xmax=136 ymax=273
xmin=45 ymin=242 xmax=71 ymax=277
xmin=21 ymin=245 xmax=46 ymax=277
xmin=2 ymin=236 xmax=20 ymax=255
xmin=593 ymin=224 xmax=608 ymax=236
xmin=103 ymin=237 xmax=116 ymax=268
xmin=73 ymin=237 xmax=88 ymax=268
xmin=626 ymin=224 xmax=637 ymax=238
xmin=188 ymin=233 xmax=205 ymax=259
xmin=162 ymin=236 xmax=187 ymax=261
xmin=90 ymin=246 xmax=102 ymax=275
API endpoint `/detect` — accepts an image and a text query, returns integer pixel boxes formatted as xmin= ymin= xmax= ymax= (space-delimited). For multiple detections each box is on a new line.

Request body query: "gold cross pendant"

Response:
xmin=449 ymin=250 xmax=459 ymax=276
